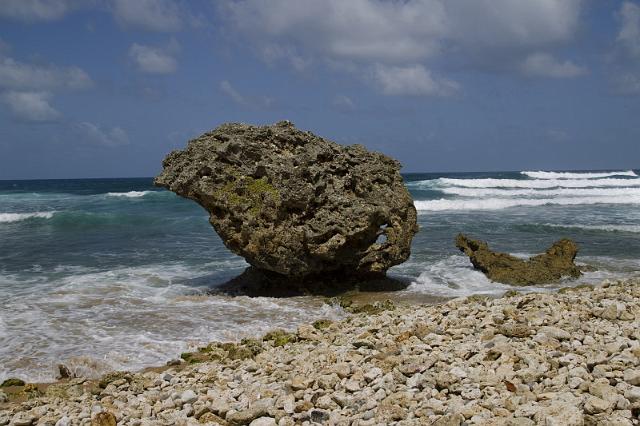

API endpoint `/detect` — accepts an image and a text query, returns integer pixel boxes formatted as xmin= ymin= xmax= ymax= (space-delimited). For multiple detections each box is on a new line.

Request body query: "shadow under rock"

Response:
xmin=208 ymin=266 xmax=411 ymax=298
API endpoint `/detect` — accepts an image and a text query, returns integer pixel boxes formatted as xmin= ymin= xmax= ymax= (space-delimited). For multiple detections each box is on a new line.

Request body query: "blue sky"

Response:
xmin=0 ymin=0 xmax=639 ymax=179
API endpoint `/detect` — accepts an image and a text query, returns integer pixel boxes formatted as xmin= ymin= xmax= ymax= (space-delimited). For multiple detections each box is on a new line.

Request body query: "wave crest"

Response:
xmin=0 ymin=212 xmax=56 ymax=223
xmin=105 ymin=191 xmax=152 ymax=198
xmin=521 ymin=170 xmax=638 ymax=179
xmin=411 ymin=177 xmax=640 ymax=189
xmin=441 ymin=187 xmax=640 ymax=198
xmin=415 ymin=195 xmax=640 ymax=211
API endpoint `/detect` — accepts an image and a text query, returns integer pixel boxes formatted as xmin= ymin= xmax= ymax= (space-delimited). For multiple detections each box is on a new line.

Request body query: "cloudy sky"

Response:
xmin=0 ymin=0 xmax=639 ymax=179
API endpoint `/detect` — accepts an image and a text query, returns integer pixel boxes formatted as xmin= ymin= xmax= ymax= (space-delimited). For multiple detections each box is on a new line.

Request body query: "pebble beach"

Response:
xmin=2 ymin=279 xmax=640 ymax=426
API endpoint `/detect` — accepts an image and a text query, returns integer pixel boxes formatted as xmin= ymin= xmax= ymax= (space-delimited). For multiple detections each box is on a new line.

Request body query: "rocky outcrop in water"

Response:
xmin=455 ymin=234 xmax=582 ymax=285
xmin=155 ymin=121 xmax=418 ymax=284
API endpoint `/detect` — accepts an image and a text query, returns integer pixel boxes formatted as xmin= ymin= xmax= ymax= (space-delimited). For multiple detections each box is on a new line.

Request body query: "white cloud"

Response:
xmin=260 ymin=44 xmax=312 ymax=72
xmin=618 ymin=1 xmax=640 ymax=60
xmin=219 ymin=80 xmax=274 ymax=108
xmin=112 ymin=0 xmax=183 ymax=32
xmin=613 ymin=72 xmax=640 ymax=95
xmin=74 ymin=122 xmax=129 ymax=147
xmin=611 ymin=2 xmax=640 ymax=95
xmin=220 ymin=80 xmax=246 ymax=105
xmin=372 ymin=64 xmax=458 ymax=96
xmin=0 ymin=0 xmax=80 ymax=22
xmin=128 ymin=39 xmax=180 ymax=74
xmin=221 ymin=0 xmax=587 ymax=93
xmin=520 ymin=53 xmax=586 ymax=78
xmin=2 ymin=91 xmax=60 ymax=122
xmin=443 ymin=0 xmax=583 ymax=51
xmin=332 ymin=95 xmax=355 ymax=111
xmin=0 ymin=57 xmax=92 ymax=91
xmin=222 ymin=0 xmax=446 ymax=64
xmin=0 ymin=54 xmax=92 ymax=121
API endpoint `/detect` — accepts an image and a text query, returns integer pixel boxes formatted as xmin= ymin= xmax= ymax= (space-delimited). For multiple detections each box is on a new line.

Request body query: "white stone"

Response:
xmin=345 ymin=379 xmax=360 ymax=392
xmin=250 ymin=418 xmax=277 ymax=426
xmin=363 ymin=367 xmax=382 ymax=382
xmin=584 ymin=396 xmax=613 ymax=414
xmin=538 ymin=326 xmax=571 ymax=341
xmin=181 ymin=390 xmax=198 ymax=404
xmin=450 ymin=367 xmax=467 ymax=379
xmin=624 ymin=386 xmax=640 ymax=402
xmin=623 ymin=369 xmax=640 ymax=386
xmin=533 ymin=403 xmax=583 ymax=426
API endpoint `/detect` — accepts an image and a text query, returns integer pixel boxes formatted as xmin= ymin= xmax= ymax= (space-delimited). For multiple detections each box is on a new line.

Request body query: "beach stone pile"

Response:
xmin=456 ymin=234 xmax=583 ymax=285
xmin=155 ymin=121 xmax=418 ymax=283
xmin=2 ymin=279 xmax=640 ymax=425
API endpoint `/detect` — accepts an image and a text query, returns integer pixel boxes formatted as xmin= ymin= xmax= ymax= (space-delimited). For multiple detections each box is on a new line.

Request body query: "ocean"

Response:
xmin=1 ymin=169 xmax=639 ymax=382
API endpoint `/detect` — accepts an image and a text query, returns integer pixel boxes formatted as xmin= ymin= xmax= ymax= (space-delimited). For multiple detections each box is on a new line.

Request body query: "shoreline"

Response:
xmin=1 ymin=278 xmax=639 ymax=425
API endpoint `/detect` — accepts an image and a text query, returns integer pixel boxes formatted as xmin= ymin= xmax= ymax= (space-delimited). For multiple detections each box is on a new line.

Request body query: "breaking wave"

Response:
xmin=0 ymin=211 xmax=56 ymax=223
xmin=440 ymin=187 xmax=640 ymax=198
xmin=521 ymin=170 xmax=638 ymax=179
xmin=415 ymin=195 xmax=640 ymax=211
xmin=413 ymin=177 xmax=640 ymax=189
xmin=105 ymin=191 xmax=153 ymax=198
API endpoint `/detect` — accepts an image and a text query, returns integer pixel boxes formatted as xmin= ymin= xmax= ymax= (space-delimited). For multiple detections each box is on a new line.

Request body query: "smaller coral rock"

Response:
xmin=455 ymin=234 xmax=582 ymax=285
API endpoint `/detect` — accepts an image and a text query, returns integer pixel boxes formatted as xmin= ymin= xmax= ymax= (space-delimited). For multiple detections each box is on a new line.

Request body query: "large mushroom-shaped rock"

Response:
xmin=155 ymin=121 xmax=418 ymax=284
xmin=455 ymin=234 xmax=582 ymax=285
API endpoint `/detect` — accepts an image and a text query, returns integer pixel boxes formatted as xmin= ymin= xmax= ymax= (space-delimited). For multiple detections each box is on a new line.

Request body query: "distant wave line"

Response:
xmin=521 ymin=170 xmax=638 ymax=179
xmin=439 ymin=187 xmax=640 ymax=198
xmin=409 ymin=177 xmax=640 ymax=190
xmin=539 ymin=223 xmax=640 ymax=234
xmin=414 ymin=195 xmax=640 ymax=211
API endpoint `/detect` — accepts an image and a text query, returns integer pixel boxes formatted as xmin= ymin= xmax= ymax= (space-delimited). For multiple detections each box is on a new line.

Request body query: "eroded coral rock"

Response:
xmin=156 ymin=121 xmax=418 ymax=282
xmin=455 ymin=234 xmax=582 ymax=285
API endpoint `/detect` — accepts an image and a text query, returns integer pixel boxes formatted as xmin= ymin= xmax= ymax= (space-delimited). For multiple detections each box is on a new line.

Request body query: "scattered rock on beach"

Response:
xmin=90 ymin=411 xmax=116 ymax=426
xmin=155 ymin=121 xmax=418 ymax=285
xmin=455 ymin=233 xmax=582 ymax=285
xmin=2 ymin=279 xmax=639 ymax=425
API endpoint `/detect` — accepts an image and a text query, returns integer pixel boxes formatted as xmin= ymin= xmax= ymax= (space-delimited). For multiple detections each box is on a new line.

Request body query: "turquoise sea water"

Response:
xmin=1 ymin=170 xmax=639 ymax=382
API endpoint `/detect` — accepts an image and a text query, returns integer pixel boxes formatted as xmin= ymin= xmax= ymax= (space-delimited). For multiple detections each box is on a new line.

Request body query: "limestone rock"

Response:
xmin=156 ymin=121 xmax=418 ymax=284
xmin=455 ymin=234 xmax=582 ymax=285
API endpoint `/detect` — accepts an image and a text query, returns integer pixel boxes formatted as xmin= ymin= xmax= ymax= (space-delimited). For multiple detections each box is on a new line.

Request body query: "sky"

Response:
xmin=0 ymin=0 xmax=639 ymax=179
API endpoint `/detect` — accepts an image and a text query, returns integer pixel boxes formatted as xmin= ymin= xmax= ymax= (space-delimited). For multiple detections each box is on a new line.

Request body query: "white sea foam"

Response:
xmin=440 ymin=187 xmax=640 ymax=198
xmin=105 ymin=191 xmax=152 ymax=198
xmin=0 ymin=211 xmax=56 ymax=223
xmin=404 ymin=254 xmax=640 ymax=300
xmin=0 ymin=261 xmax=344 ymax=383
xmin=429 ymin=177 xmax=640 ymax=189
xmin=415 ymin=194 xmax=640 ymax=211
xmin=521 ymin=170 xmax=638 ymax=179
xmin=406 ymin=255 xmax=547 ymax=297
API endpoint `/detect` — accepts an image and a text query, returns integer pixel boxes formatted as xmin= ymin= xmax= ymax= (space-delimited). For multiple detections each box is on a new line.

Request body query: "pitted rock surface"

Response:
xmin=155 ymin=121 xmax=418 ymax=279
xmin=456 ymin=234 xmax=582 ymax=285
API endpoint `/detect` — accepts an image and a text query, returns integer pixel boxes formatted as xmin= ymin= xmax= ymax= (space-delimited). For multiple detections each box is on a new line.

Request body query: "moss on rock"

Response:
xmin=0 ymin=378 xmax=25 ymax=387
xmin=312 ymin=319 xmax=333 ymax=330
xmin=263 ymin=329 xmax=297 ymax=347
